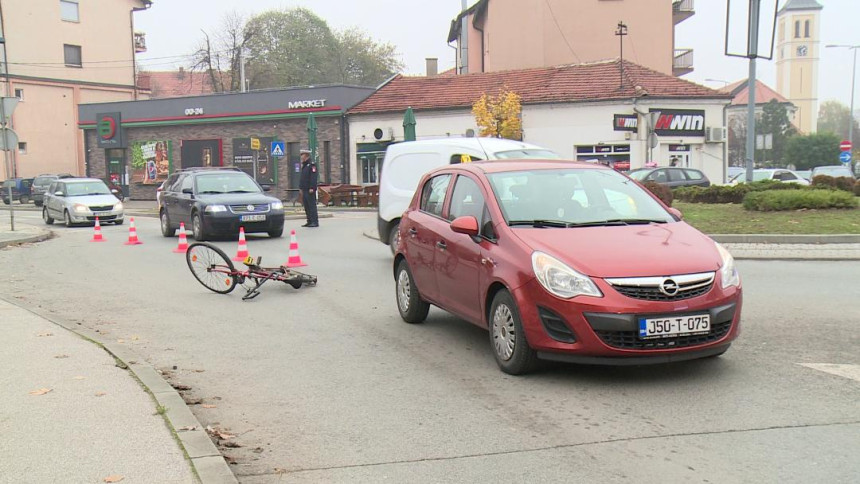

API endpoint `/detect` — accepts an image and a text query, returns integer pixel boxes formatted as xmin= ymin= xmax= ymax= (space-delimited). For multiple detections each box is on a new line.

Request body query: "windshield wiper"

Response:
xmin=227 ymin=190 xmax=256 ymax=193
xmin=508 ymin=219 xmax=570 ymax=228
xmin=567 ymin=219 xmax=667 ymax=227
xmin=198 ymin=190 xmax=224 ymax=194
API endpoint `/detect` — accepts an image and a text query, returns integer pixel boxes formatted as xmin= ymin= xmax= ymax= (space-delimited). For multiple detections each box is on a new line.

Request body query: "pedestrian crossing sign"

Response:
xmin=271 ymin=141 xmax=285 ymax=157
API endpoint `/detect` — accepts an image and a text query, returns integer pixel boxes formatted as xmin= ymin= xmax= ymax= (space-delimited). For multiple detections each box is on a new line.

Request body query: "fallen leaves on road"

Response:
xmin=95 ymin=392 xmax=107 ymax=397
xmin=183 ymin=397 xmax=202 ymax=405
xmin=54 ymin=354 xmax=69 ymax=359
xmin=171 ymin=383 xmax=192 ymax=391
xmin=73 ymin=376 xmax=86 ymax=380
xmin=29 ymin=388 xmax=52 ymax=396
xmin=222 ymin=441 xmax=242 ymax=448
xmin=273 ymin=468 xmax=287 ymax=475
xmin=218 ymin=431 xmax=235 ymax=440
xmin=103 ymin=475 xmax=124 ymax=483
xmin=117 ymin=339 xmax=125 ymax=344
xmin=37 ymin=332 xmax=53 ymax=337
xmin=177 ymin=426 xmax=197 ymax=431
xmin=201 ymin=404 xmax=217 ymax=409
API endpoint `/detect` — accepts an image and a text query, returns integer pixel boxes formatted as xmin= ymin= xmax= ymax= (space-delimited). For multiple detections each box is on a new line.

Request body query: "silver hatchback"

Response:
xmin=42 ymin=178 xmax=124 ymax=227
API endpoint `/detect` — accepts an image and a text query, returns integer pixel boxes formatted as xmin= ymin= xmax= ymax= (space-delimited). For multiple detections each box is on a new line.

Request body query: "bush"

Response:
xmin=811 ymin=175 xmax=857 ymax=193
xmin=641 ymin=181 xmax=673 ymax=206
xmin=855 ymin=180 xmax=860 ymax=196
xmin=742 ymin=189 xmax=858 ymax=211
xmin=674 ymin=184 xmax=752 ymax=204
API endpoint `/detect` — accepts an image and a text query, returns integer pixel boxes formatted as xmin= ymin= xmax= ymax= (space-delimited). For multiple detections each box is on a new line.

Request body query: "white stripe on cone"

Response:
xmin=124 ymin=217 xmax=142 ymax=245
xmin=173 ymin=222 xmax=189 ymax=253
xmin=232 ymin=227 xmax=249 ymax=261
xmin=285 ymin=229 xmax=306 ymax=268
xmin=90 ymin=217 xmax=105 ymax=242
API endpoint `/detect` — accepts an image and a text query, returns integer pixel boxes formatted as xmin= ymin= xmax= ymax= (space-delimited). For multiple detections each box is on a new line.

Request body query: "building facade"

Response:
xmin=0 ymin=0 xmax=151 ymax=180
xmin=448 ymin=0 xmax=695 ymax=77
xmin=719 ymin=79 xmax=796 ymax=167
xmin=347 ymin=59 xmax=731 ymax=185
xmin=775 ymin=0 xmax=822 ymax=134
xmin=78 ymin=86 xmax=374 ymax=200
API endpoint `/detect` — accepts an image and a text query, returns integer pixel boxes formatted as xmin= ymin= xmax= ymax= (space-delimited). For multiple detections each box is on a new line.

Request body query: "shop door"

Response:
xmin=106 ymin=149 xmax=127 ymax=198
xmin=287 ymin=142 xmax=301 ymax=189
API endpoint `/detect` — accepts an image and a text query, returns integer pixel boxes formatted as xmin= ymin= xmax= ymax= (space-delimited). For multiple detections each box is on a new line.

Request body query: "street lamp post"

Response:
xmin=826 ymin=44 xmax=859 ymax=174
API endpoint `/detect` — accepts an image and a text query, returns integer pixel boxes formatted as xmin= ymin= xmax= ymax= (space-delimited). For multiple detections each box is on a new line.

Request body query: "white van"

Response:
xmin=377 ymin=137 xmax=558 ymax=253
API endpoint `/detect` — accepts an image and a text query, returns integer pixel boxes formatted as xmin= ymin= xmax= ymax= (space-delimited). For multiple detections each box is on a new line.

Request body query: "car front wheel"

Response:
xmin=43 ymin=207 xmax=54 ymax=225
xmin=19 ymin=195 xmax=30 ymax=204
xmin=64 ymin=210 xmax=74 ymax=228
xmin=191 ymin=213 xmax=207 ymax=241
xmin=489 ymin=290 xmax=538 ymax=375
xmin=160 ymin=210 xmax=175 ymax=237
xmin=395 ymin=260 xmax=429 ymax=324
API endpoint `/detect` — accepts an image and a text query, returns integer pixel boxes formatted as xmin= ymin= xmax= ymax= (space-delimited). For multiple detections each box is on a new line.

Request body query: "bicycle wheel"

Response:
xmin=186 ymin=242 xmax=238 ymax=294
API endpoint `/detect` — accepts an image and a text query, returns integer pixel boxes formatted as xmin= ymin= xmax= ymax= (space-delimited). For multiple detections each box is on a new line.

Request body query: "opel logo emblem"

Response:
xmin=247 ymin=204 xmax=254 ymax=211
xmin=659 ymin=278 xmax=679 ymax=296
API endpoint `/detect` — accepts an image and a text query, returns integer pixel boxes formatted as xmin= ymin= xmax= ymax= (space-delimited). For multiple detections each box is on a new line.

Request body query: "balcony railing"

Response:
xmin=673 ymin=48 xmax=694 ymax=76
xmin=673 ymin=0 xmax=695 ymax=24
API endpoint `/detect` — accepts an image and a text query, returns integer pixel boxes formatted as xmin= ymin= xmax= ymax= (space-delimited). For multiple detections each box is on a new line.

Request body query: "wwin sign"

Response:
xmin=650 ymin=109 xmax=706 ymax=137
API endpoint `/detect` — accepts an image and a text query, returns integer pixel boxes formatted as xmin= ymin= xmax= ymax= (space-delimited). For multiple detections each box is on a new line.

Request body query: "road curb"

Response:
xmin=0 ymin=296 xmax=238 ymax=484
xmin=0 ymin=227 xmax=53 ymax=248
xmin=710 ymin=234 xmax=860 ymax=244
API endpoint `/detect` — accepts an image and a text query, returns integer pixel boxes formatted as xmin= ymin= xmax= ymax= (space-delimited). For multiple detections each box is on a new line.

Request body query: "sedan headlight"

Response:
xmin=113 ymin=202 xmax=123 ymax=211
xmin=532 ymin=251 xmax=602 ymax=299
xmin=271 ymin=201 xmax=283 ymax=210
xmin=73 ymin=203 xmax=89 ymax=213
xmin=205 ymin=204 xmax=227 ymax=213
xmin=715 ymin=243 xmax=740 ymax=288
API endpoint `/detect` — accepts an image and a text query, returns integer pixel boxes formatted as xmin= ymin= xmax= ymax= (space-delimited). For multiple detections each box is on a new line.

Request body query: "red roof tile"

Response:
xmin=348 ymin=59 xmax=729 ymax=115
xmin=136 ymin=70 xmax=220 ymax=98
xmin=719 ymin=79 xmax=791 ymax=106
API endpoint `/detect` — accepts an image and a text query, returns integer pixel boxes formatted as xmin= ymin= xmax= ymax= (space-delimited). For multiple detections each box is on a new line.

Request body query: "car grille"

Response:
xmin=89 ymin=205 xmax=115 ymax=211
xmin=605 ymin=272 xmax=715 ymax=302
xmin=595 ymin=320 xmax=732 ymax=350
xmin=229 ymin=204 xmax=270 ymax=214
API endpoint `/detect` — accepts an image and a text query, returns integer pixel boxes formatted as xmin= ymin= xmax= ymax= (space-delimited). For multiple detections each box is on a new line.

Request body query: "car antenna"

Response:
xmin=473 ymin=136 xmax=491 ymax=160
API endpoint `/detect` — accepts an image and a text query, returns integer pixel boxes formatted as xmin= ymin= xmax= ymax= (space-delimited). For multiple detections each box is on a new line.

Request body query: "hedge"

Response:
xmin=641 ymin=181 xmax=673 ymax=206
xmin=742 ymin=189 xmax=858 ymax=211
xmin=811 ymin=174 xmax=858 ymax=193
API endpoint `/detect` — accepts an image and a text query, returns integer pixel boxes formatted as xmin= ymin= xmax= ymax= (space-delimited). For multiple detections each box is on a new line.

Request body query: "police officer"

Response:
xmin=299 ymin=149 xmax=319 ymax=227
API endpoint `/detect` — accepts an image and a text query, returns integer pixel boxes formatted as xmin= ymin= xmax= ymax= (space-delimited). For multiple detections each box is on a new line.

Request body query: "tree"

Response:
xmin=472 ymin=88 xmax=522 ymax=140
xmin=784 ymin=132 xmax=841 ymax=170
xmin=757 ymin=100 xmax=796 ymax=166
xmin=189 ymin=11 xmax=252 ymax=93
xmin=333 ymin=28 xmax=401 ymax=86
xmin=727 ymin=114 xmax=746 ymax=166
xmin=817 ymin=100 xmax=860 ymax=157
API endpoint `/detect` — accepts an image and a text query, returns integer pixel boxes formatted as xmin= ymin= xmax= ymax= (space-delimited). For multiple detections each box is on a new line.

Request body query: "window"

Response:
xmin=64 ymin=44 xmax=82 ymax=67
xmin=18 ymin=142 xmax=27 ymax=154
xmin=667 ymin=169 xmax=687 ymax=182
xmin=450 ymin=153 xmax=481 ymax=164
xmin=804 ymin=20 xmax=810 ymax=38
xmin=794 ymin=20 xmax=800 ymax=38
xmin=180 ymin=175 xmax=193 ymax=192
xmin=360 ymin=153 xmax=380 ymax=184
xmin=419 ymin=174 xmax=450 ymax=217
xmin=685 ymin=169 xmax=705 ymax=180
xmin=14 ymin=88 xmax=23 ymax=101
xmin=448 ymin=176 xmax=486 ymax=221
xmin=60 ymin=0 xmax=79 ymax=22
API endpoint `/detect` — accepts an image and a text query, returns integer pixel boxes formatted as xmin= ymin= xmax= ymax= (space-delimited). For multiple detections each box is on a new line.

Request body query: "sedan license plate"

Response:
xmin=94 ymin=211 xmax=112 ymax=217
xmin=638 ymin=314 xmax=710 ymax=339
xmin=240 ymin=214 xmax=266 ymax=222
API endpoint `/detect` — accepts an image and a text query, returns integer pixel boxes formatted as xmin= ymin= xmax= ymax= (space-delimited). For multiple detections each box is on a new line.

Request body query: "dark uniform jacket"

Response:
xmin=299 ymin=161 xmax=318 ymax=190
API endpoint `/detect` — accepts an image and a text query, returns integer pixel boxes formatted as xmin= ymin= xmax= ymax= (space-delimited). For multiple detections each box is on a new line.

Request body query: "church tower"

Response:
xmin=775 ymin=0 xmax=823 ymax=133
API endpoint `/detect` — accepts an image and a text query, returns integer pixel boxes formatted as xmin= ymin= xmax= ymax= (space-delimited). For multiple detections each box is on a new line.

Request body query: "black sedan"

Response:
xmin=627 ymin=167 xmax=711 ymax=188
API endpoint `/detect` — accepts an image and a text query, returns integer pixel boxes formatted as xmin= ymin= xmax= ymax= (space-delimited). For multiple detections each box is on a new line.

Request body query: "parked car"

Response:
xmin=795 ymin=170 xmax=812 ymax=181
xmin=159 ymin=167 xmax=284 ymax=241
xmin=727 ymin=166 xmax=745 ymax=180
xmin=810 ymin=165 xmax=855 ymax=180
xmin=31 ymin=174 xmax=74 ymax=206
xmin=42 ymin=178 xmax=124 ymax=227
xmin=393 ymin=160 xmax=742 ymax=374
xmin=378 ymin=137 xmax=559 ymax=254
xmin=728 ymin=169 xmax=810 ymax=186
xmin=627 ymin=167 xmax=710 ymax=188
xmin=2 ymin=177 xmax=34 ymax=204
xmin=157 ymin=174 xmax=179 ymax=210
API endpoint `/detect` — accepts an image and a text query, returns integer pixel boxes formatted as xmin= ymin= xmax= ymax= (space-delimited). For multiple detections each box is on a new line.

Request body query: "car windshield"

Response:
xmin=626 ymin=169 xmax=650 ymax=181
xmin=813 ymin=166 xmax=853 ymax=177
xmin=493 ymin=149 xmax=560 ymax=160
xmin=487 ymin=168 xmax=674 ymax=227
xmin=195 ymin=173 xmax=261 ymax=194
xmin=731 ymin=171 xmax=771 ymax=182
xmin=66 ymin=181 xmax=111 ymax=196
xmin=34 ymin=176 xmax=55 ymax=186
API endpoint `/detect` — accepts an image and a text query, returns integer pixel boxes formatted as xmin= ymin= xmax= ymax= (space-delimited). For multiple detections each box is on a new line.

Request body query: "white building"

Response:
xmin=347 ymin=59 xmax=731 ymax=185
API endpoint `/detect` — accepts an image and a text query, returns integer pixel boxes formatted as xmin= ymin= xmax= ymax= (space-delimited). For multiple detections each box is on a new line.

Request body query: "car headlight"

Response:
xmin=715 ymin=243 xmax=740 ymax=288
xmin=271 ymin=201 xmax=283 ymax=210
xmin=205 ymin=204 xmax=227 ymax=213
xmin=532 ymin=251 xmax=602 ymax=299
xmin=113 ymin=202 xmax=123 ymax=211
xmin=73 ymin=203 xmax=89 ymax=213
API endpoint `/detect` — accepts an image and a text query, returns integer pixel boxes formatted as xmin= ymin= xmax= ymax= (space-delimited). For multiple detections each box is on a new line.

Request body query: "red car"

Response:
xmin=393 ymin=160 xmax=742 ymax=374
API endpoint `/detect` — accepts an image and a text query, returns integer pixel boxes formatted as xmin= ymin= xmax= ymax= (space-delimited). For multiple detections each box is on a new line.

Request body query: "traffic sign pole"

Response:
xmin=1 ymin=97 xmax=17 ymax=231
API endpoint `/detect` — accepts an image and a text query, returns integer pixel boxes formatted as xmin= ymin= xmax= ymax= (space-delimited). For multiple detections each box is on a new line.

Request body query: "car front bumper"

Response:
xmin=202 ymin=211 xmax=285 ymax=235
xmin=511 ymin=277 xmax=742 ymax=363
xmin=68 ymin=208 xmax=124 ymax=223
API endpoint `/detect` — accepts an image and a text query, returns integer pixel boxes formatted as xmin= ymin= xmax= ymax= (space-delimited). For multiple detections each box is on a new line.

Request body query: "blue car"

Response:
xmin=2 ymin=177 xmax=34 ymax=204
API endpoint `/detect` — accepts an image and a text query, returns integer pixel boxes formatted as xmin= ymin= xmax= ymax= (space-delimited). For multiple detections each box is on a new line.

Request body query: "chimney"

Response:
xmin=426 ymin=58 xmax=438 ymax=77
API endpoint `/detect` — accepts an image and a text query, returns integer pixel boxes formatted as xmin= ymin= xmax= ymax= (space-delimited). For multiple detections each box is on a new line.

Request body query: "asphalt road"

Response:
xmin=2 ymin=211 xmax=859 ymax=483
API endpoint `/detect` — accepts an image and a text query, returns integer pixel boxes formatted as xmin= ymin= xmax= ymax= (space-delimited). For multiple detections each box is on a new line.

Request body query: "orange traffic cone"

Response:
xmin=90 ymin=217 xmax=106 ymax=242
xmin=124 ymin=217 xmax=143 ymax=245
xmin=284 ymin=229 xmax=306 ymax=268
xmin=232 ymin=227 xmax=249 ymax=261
xmin=173 ymin=222 xmax=189 ymax=253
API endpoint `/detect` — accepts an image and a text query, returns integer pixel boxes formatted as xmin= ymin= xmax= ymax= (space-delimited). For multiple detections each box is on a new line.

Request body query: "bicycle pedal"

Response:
xmin=242 ymin=290 xmax=261 ymax=300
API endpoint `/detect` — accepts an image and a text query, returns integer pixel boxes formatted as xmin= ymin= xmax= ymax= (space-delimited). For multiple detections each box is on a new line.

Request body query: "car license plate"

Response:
xmin=240 ymin=214 xmax=266 ymax=222
xmin=94 ymin=211 xmax=112 ymax=216
xmin=638 ymin=314 xmax=710 ymax=339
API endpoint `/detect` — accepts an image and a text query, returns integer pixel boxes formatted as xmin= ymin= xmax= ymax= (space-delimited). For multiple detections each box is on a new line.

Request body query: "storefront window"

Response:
xmin=575 ymin=144 xmax=630 ymax=171
xmin=360 ymin=153 xmax=382 ymax=184
xmin=130 ymin=141 xmax=171 ymax=185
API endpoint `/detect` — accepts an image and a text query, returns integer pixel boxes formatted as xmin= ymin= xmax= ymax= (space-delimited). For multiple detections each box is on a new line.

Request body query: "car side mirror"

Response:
xmin=262 ymin=185 xmax=272 ymax=192
xmin=54 ymin=191 xmax=63 ymax=196
xmin=181 ymin=188 xmax=193 ymax=195
xmin=667 ymin=207 xmax=683 ymax=221
xmin=450 ymin=216 xmax=480 ymax=238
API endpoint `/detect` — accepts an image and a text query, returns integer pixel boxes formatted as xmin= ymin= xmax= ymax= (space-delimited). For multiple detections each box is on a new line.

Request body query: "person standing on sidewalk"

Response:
xmin=299 ymin=149 xmax=319 ymax=227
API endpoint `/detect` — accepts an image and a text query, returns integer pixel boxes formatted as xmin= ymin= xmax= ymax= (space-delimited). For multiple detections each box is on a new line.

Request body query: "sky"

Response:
xmin=135 ymin=0 xmax=859 ymax=106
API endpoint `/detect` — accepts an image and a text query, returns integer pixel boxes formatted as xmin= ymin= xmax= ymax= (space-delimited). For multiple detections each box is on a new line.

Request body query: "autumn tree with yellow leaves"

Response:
xmin=471 ymin=88 xmax=522 ymax=140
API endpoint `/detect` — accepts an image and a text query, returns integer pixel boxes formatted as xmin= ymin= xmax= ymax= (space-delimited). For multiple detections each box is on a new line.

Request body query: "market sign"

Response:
xmin=287 ymin=99 xmax=326 ymax=110
xmin=650 ymin=109 xmax=705 ymax=137
xmin=613 ymin=114 xmax=639 ymax=131
xmin=96 ymin=112 xmax=126 ymax=148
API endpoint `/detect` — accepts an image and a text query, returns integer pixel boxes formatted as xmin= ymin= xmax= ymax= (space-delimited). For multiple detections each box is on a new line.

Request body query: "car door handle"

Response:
xmin=481 ymin=257 xmax=496 ymax=267
xmin=436 ymin=241 xmax=447 ymax=250
xmin=408 ymin=228 xmax=418 ymax=236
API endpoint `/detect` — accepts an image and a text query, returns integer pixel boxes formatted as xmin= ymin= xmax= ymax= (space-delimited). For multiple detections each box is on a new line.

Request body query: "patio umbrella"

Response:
xmin=403 ymin=107 xmax=416 ymax=141
xmin=306 ymin=112 xmax=318 ymax=162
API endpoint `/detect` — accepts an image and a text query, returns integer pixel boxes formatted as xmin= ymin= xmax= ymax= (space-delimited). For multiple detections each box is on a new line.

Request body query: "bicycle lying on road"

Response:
xmin=186 ymin=242 xmax=317 ymax=300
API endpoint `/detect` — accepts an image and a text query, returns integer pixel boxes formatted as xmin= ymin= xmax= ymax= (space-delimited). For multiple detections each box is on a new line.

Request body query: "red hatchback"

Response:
xmin=393 ymin=160 xmax=742 ymax=374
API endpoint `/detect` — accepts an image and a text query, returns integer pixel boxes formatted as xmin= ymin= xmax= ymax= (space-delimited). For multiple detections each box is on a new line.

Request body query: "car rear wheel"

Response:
xmin=43 ymin=207 xmax=54 ymax=225
xmin=489 ymin=290 xmax=538 ymax=375
xmin=160 ymin=210 xmax=175 ymax=237
xmin=388 ymin=221 xmax=401 ymax=255
xmin=192 ymin=213 xmax=207 ymax=241
xmin=19 ymin=195 xmax=29 ymax=204
xmin=64 ymin=210 xmax=74 ymax=228
xmin=395 ymin=260 xmax=429 ymax=324
xmin=114 ymin=218 xmax=124 ymax=225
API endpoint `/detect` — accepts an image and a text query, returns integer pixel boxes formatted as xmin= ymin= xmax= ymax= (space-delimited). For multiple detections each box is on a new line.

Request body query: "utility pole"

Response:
xmin=239 ymin=48 xmax=246 ymax=93
xmin=615 ymin=21 xmax=628 ymax=89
